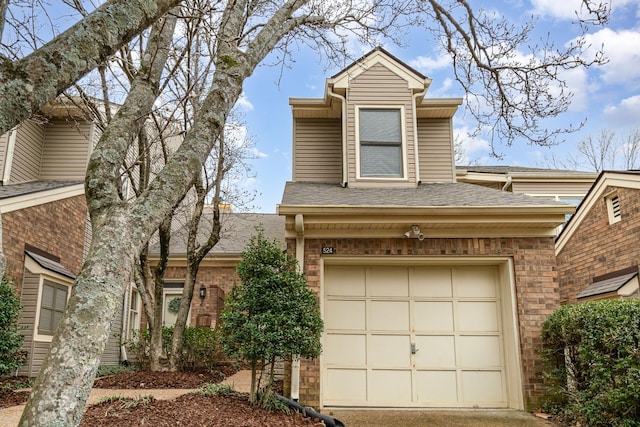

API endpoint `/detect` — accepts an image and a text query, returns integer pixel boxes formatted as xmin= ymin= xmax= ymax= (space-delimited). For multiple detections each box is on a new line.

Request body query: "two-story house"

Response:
xmin=0 ymin=105 xmax=114 ymax=376
xmin=277 ymin=48 xmax=574 ymax=410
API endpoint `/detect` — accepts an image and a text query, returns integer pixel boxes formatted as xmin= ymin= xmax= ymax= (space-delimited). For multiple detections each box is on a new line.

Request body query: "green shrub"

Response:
xmin=124 ymin=326 xmax=221 ymax=370
xmin=541 ymin=299 xmax=640 ymax=426
xmin=0 ymin=277 xmax=25 ymax=375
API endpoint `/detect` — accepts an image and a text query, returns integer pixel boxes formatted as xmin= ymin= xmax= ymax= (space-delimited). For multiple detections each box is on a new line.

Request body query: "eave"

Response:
xmin=278 ymin=204 xmax=572 ymax=239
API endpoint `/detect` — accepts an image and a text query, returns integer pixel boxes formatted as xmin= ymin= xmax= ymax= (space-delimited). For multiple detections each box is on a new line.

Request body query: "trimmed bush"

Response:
xmin=0 ymin=277 xmax=25 ymax=375
xmin=125 ymin=326 xmax=222 ymax=370
xmin=541 ymin=299 xmax=640 ymax=426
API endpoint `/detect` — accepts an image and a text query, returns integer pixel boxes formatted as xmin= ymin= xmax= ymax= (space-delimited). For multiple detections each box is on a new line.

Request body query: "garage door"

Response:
xmin=323 ymin=264 xmax=509 ymax=408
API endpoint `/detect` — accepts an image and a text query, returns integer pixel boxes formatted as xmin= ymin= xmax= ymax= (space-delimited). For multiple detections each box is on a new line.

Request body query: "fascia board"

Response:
xmin=330 ymin=53 xmax=431 ymax=90
xmin=278 ymin=204 xmax=574 ymax=216
xmin=0 ymin=184 xmax=85 ymax=213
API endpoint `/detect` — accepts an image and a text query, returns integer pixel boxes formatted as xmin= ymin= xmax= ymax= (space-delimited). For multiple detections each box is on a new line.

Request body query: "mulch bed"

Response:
xmin=1 ymin=369 xmax=324 ymax=426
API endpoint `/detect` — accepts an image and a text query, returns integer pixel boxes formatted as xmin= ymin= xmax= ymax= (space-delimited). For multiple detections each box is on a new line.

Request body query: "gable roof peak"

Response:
xmin=329 ymin=46 xmax=432 ymax=91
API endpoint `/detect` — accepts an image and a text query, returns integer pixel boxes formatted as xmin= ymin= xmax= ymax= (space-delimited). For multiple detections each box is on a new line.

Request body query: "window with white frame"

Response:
xmin=38 ymin=280 xmax=69 ymax=335
xmin=127 ymin=288 xmax=140 ymax=340
xmin=358 ymin=108 xmax=404 ymax=177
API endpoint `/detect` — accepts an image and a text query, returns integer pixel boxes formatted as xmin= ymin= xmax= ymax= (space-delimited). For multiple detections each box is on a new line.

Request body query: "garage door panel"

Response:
xmin=326 ymin=369 xmax=368 ymax=401
xmin=325 ymin=334 xmax=366 ymax=365
xmin=369 ymin=335 xmax=411 ymax=367
xmin=458 ymin=336 xmax=502 ymax=367
xmin=368 ymin=266 xmax=409 ymax=297
xmin=415 ymin=370 xmax=458 ymax=403
xmin=453 ymin=266 xmax=497 ymax=298
xmin=412 ymin=267 xmax=453 ymax=297
xmin=369 ymin=301 xmax=409 ymax=331
xmin=369 ymin=370 xmax=412 ymax=402
xmin=323 ymin=264 xmax=510 ymax=408
xmin=325 ymin=266 xmax=366 ymax=296
xmin=457 ymin=301 xmax=499 ymax=332
xmin=414 ymin=301 xmax=454 ymax=331
xmin=325 ymin=300 xmax=365 ymax=330
xmin=461 ymin=371 xmax=505 ymax=403
xmin=413 ymin=335 xmax=456 ymax=368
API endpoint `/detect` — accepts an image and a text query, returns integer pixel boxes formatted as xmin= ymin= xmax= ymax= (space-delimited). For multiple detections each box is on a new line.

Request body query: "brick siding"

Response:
xmin=289 ymin=236 xmax=558 ymax=410
xmin=3 ymin=195 xmax=87 ymax=292
xmin=557 ymin=185 xmax=640 ymax=303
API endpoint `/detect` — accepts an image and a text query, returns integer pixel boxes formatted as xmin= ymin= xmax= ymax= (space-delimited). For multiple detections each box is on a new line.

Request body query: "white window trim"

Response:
xmin=26 ymin=257 xmax=74 ymax=343
xmin=355 ymin=105 xmax=408 ymax=181
xmin=162 ymin=282 xmax=191 ymax=327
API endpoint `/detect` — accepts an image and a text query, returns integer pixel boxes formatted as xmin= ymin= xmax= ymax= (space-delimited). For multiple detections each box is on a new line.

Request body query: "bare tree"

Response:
xmin=1 ymin=1 xmax=614 ymax=424
xmin=579 ymin=129 xmax=616 ymax=171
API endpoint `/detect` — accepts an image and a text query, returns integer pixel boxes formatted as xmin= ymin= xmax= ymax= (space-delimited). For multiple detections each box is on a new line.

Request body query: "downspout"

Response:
xmin=291 ymin=213 xmax=305 ymax=401
xmin=3 ymin=128 xmax=17 ymax=183
xmin=326 ymin=85 xmax=348 ymax=187
xmin=502 ymin=176 xmax=513 ymax=191
xmin=120 ymin=283 xmax=131 ymax=364
xmin=412 ymin=88 xmax=428 ymax=184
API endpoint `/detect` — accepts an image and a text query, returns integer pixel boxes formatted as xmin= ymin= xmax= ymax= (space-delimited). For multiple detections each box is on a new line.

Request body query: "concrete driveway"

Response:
xmin=327 ymin=409 xmax=555 ymax=427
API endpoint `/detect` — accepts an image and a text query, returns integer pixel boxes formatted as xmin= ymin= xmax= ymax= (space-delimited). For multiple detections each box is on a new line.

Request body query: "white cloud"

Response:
xmin=408 ymin=53 xmax=452 ymax=74
xmin=453 ymin=127 xmax=492 ymax=164
xmin=556 ymin=66 xmax=591 ymax=112
xmin=530 ymin=0 xmax=640 ymax=20
xmin=579 ymin=28 xmax=640 ymax=88
xmin=602 ymin=95 xmax=640 ymax=126
xmin=249 ymin=147 xmax=269 ymax=159
xmin=236 ymin=92 xmax=254 ymax=111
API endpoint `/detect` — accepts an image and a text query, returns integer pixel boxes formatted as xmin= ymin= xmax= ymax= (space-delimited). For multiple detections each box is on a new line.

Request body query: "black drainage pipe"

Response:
xmin=275 ymin=394 xmax=345 ymax=427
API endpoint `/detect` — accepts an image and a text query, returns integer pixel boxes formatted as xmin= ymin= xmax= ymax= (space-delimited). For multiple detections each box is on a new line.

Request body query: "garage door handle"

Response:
xmin=411 ymin=343 xmax=419 ymax=354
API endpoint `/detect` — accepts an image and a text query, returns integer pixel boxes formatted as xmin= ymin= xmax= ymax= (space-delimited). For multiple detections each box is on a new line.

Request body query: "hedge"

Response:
xmin=541 ymin=299 xmax=640 ymax=426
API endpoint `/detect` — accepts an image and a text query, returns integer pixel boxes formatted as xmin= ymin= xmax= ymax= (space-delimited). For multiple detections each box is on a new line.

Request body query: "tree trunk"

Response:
xmin=19 ymin=212 xmax=137 ymax=426
xmin=168 ymin=268 xmax=197 ymax=371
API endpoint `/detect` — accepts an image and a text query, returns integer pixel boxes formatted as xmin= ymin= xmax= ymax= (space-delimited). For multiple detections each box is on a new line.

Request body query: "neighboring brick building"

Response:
xmin=277 ymin=48 xmax=575 ymax=411
xmin=556 ymin=171 xmax=640 ymax=303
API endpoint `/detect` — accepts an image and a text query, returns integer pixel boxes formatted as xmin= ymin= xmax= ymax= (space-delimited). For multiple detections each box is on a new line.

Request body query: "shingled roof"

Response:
xmin=280 ymin=181 xmax=571 ymax=208
xmin=0 ymin=180 xmax=84 ymax=200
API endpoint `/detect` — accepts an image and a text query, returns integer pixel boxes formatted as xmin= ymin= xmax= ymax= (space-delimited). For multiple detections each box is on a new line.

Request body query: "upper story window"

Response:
xmin=358 ymin=107 xmax=404 ymax=178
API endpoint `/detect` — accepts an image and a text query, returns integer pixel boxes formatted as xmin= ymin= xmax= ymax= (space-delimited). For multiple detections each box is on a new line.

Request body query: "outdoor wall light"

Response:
xmin=404 ymin=225 xmax=425 ymax=241
xmin=199 ymin=284 xmax=207 ymax=299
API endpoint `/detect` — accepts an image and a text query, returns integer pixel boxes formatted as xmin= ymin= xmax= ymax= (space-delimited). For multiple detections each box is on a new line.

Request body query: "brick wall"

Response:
xmin=290 ymin=236 xmax=558 ymax=409
xmin=3 ymin=195 xmax=87 ymax=292
xmin=557 ymin=185 xmax=640 ymax=303
xmin=163 ymin=265 xmax=239 ymax=327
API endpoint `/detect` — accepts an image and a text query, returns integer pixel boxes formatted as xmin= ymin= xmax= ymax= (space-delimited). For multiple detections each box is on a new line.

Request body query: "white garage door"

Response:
xmin=323 ymin=264 xmax=509 ymax=408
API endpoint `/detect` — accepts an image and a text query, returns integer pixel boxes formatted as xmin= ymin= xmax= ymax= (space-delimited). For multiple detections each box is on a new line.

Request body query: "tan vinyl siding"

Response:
xmin=39 ymin=120 xmax=92 ymax=180
xmin=0 ymin=131 xmax=8 ymax=177
xmin=11 ymin=121 xmax=45 ymax=183
xmin=29 ymin=342 xmax=51 ymax=377
xmin=18 ymin=269 xmax=39 ymax=377
xmin=417 ymin=118 xmax=455 ymax=182
xmin=293 ymin=118 xmax=342 ymax=182
xmin=101 ymin=296 xmax=124 ymax=366
xmin=346 ymin=64 xmax=416 ymax=183
xmin=512 ymin=181 xmax=594 ymax=196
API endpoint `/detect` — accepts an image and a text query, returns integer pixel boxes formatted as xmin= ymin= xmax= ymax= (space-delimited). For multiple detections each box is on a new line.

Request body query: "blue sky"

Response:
xmin=238 ymin=1 xmax=640 ymax=213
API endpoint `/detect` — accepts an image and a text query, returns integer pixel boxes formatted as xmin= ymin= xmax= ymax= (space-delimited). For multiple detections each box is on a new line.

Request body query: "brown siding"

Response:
xmin=10 ymin=121 xmax=45 ymax=183
xmin=17 ymin=269 xmax=39 ymax=376
xmin=417 ymin=118 xmax=455 ymax=182
xmin=557 ymin=186 xmax=640 ymax=303
xmin=346 ymin=64 xmax=416 ymax=183
xmin=293 ymin=118 xmax=342 ymax=183
xmin=39 ymin=120 xmax=92 ymax=180
xmin=291 ymin=236 xmax=558 ymax=410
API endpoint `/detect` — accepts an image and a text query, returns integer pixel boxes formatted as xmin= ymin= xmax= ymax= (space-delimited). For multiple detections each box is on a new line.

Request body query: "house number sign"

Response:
xmin=322 ymin=247 xmax=335 ymax=254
